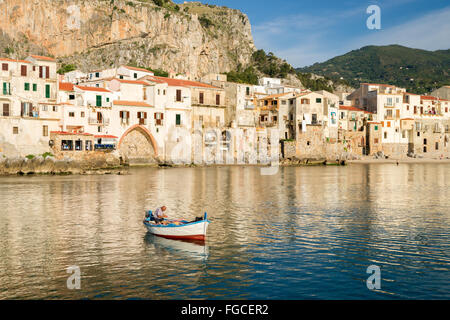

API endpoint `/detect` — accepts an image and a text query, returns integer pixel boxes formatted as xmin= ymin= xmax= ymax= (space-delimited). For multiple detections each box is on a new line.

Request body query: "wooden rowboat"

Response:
xmin=143 ymin=212 xmax=210 ymax=241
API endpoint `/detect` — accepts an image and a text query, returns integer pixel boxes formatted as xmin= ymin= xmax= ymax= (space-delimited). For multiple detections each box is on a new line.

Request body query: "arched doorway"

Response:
xmin=118 ymin=125 xmax=158 ymax=164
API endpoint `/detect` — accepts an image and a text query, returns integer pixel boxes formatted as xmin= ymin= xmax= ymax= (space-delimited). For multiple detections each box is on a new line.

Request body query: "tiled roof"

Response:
xmin=111 ymin=78 xmax=150 ymax=85
xmin=339 ymin=105 xmax=365 ymax=112
xmin=123 ymin=66 xmax=154 ymax=73
xmin=74 ymin=85 xmax=111 ymax=93
xmin=0 ymin=57 xmax=31 ymax=64
xmin=362 ymin=83 xmax=396 ymax=88
xmin=50 ymin=131 xmax=93 ymax=136
xmin=113 ymin=100 xmax=153 ymax=107
xmin=59 ymin=82 xmax=74 ymax=91
xmin=29 ymin=55 xmax=56 ymax=62
xmin=261 ymin=92 xmax=292 ymax=100
xmin=144 ymin=76 xmax=220 ymax=89
xmin=94 ymin=135 xmax=118 ymax=139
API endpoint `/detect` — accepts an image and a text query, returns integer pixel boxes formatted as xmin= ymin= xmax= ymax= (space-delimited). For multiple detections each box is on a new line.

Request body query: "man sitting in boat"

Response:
xmin=153 ymin=206 xmax=168 ymax=225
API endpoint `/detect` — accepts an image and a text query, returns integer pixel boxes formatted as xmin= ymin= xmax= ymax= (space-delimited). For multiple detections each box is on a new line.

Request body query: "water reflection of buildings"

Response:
xmin=1 ymin=164 xmax=449 ymax=299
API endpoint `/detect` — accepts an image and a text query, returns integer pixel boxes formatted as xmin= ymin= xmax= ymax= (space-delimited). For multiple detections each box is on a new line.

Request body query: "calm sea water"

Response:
xmin=0 ymin=164 xmax=449 ymax=300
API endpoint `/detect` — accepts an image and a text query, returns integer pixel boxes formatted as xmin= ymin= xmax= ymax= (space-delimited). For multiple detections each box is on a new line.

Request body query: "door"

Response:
xmin=97 ymin=112 xmax=103 ymax=124
xmin=2 ymin=103 xmax=9 ymax=116
xmin=45 ymin=84 xmax=50 ymax=98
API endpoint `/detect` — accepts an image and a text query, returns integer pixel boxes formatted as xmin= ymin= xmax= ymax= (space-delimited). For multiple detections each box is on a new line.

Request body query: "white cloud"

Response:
xmin=350 ymin=6 xmax=450 ymax=51
xmin=252 ymin=4 xmax=450 ymax=68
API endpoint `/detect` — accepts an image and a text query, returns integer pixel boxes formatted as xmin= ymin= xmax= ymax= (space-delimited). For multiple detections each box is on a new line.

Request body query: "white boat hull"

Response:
xmin=144 ymin=220 xmax=210 ymax=241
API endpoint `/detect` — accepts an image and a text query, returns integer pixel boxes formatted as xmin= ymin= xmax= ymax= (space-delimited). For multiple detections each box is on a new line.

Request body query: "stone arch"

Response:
xmin=118 ymin=125 xmax=159 ymax=164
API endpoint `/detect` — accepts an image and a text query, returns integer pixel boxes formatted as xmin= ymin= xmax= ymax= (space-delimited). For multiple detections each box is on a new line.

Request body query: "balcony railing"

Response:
xmin=89 ymin=117 xmax=110 ymax=126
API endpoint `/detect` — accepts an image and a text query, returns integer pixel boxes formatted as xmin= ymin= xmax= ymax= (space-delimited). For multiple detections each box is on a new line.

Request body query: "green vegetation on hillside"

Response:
xmin=225 ymin=49 xmax=346 ymax=91
xmin=298 ymin=45 xmax=450 ymax=94
xmin=57 ymin=63 xmax=77 ymax=75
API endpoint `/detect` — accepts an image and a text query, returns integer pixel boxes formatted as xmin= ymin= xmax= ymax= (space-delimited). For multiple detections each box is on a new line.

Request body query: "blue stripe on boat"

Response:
xmin=144 ymin=220 xmax=211 ymax=228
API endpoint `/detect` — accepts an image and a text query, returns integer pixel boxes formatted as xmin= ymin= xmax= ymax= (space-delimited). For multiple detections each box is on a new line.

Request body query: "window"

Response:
xmin=163 ymin=90 xmax=166 ymax=95
xmin=24 ymin=83 xmax=30 ymax=91
xmin=42 ymin=105 xmax=48 ymax=111
xmin=95 ymin=72 xmax=100 ymax=78
xmin=21 ymin=65 xmax=27 ymax=76
xmin=423 ymin=139 xmax=427 ymax=145
xmin=176 ymin=114 xmax=181 ymax=126
xmin=154 ymin=112 xmax=164 ymax=126
xmin=216 ymin=94 xmax=220 ymax=105
xmin=435 ymin=142 xmax=439 ymax=150
xmin=312 ymin=114 xmax=317 ymax=124
xmin=199 ymin=92 xmax=204 ymax=104
xmin=3 ymin=82 xmax=10 ymax=95
xmin=158 ymin=89 xmax=161 ymax=95
xmin=13 ymin=126 xmax=18 ymax=134
xmin=402 ymin=130 xmax=406 ymax=139
xmin=33 ymin=84 xmax=37 ymax=92
xmin=137 ymin=112 xmax=147 ymax=125
xmin=374 ymin=138 xmax=379 ymax=144
xmin=42 ymin=125 xmax=48 ymax=137
xmin=387 ymin=97 xmax=393 ymax=106
xmin=301 ymin=99 xmax=310 ymax=104
xmin=61 ymin=140 xmax=73 ymax=151
xmin=81 ymin=112 xmax=85 ymax=118
xmin=69 ymin=112 xmax=75 ymax=117
xmin=45 ymin=84 xmax=50 ymax=99
xmin=119 ymin=75 xmax=124 ymax=80
xmin=281 ymin=100 xmax=286 ymax=105
xmin=96 ymin=95 xmax=102 ymax=107
xmin=106 ymin=97 xmax=110 ymax=103
xmin=384 ymin=132 xmax=387 ymax=139
xmin=2 ymin=63 xmax=8 ymax=71
xmin=176 ymin=90 xmax=182 ymax=102
xmin=387 ymin=121 xmax=391 ymax=128
xmin=246 ymin=87 xmax=250 ymax=96
xmin=423 ymin=146 xmax=427 ymax=153
xmin=69 ymin=94 xmax=75 ymax=100
xmin=52 ymin=105 xmax=58 ymax=112
xmin=134 ymin=73 xmax=138 ymax=79
xmin=316 ymin=98 xmax=322 ymax=103
xmin=2 ymin=103 xmax=10 ymax=116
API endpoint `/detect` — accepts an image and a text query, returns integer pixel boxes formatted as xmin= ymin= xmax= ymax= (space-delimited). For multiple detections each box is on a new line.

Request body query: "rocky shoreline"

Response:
xmin=0 ymin=155 xmax=127 ymax=176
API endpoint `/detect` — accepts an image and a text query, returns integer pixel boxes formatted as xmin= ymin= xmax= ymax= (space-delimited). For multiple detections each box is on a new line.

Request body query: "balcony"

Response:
xmin=89 ymin=117 xmax=110 ymax=126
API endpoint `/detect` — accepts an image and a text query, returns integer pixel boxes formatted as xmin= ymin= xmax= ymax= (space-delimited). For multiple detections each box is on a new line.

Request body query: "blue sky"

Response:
xmin=176 ymin=0 xmax=450 ymax=68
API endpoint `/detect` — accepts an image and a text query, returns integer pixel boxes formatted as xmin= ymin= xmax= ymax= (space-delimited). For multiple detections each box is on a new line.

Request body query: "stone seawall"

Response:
xmin=0 ymin=153 xmax=123 ymax=175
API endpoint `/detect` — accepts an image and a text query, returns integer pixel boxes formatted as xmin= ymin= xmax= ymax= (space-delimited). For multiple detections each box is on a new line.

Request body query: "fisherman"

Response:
xmin=153 ymin=206 xmax=168 ymax=225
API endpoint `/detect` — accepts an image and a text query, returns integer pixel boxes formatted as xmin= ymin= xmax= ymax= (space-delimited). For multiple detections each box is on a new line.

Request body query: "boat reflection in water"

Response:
xmin=144 ymin=233 xmax=209 ymax=261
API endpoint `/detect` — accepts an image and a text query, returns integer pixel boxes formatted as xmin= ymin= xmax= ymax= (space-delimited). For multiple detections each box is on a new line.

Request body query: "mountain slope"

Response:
xmin=297 ymin=45 xmax=450 ymax=94
xmin=0 ymin=0 xmax=255 ymax=79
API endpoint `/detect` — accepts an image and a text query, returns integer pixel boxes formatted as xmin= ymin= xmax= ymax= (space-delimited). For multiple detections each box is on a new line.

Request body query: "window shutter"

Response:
xmin=120 ymin=111 xmax=123 ymax=118
xmin=39 ymin=66 xmax=43 ymax=78
xmin=46 ymin=66 xmax=50 ymax=79
xmin=161 ymin=113 xmax=164 ymax=120
xmin=154 ymin=113 xmax=157 ymax=119
xmin=144 ymin=112 xmax=147 ymax=119
xmin=21 ymin=65 xmax=27 ymax=76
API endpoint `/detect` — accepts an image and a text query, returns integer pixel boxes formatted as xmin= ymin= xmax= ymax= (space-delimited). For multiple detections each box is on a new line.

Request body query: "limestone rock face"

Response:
xmin=0 ymin=0 xmax=256 ymax=79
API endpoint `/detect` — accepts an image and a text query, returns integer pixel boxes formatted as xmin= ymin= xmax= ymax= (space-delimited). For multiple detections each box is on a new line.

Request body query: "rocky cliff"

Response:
xmin=0 ymin=0 xmax=255 ymax=79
